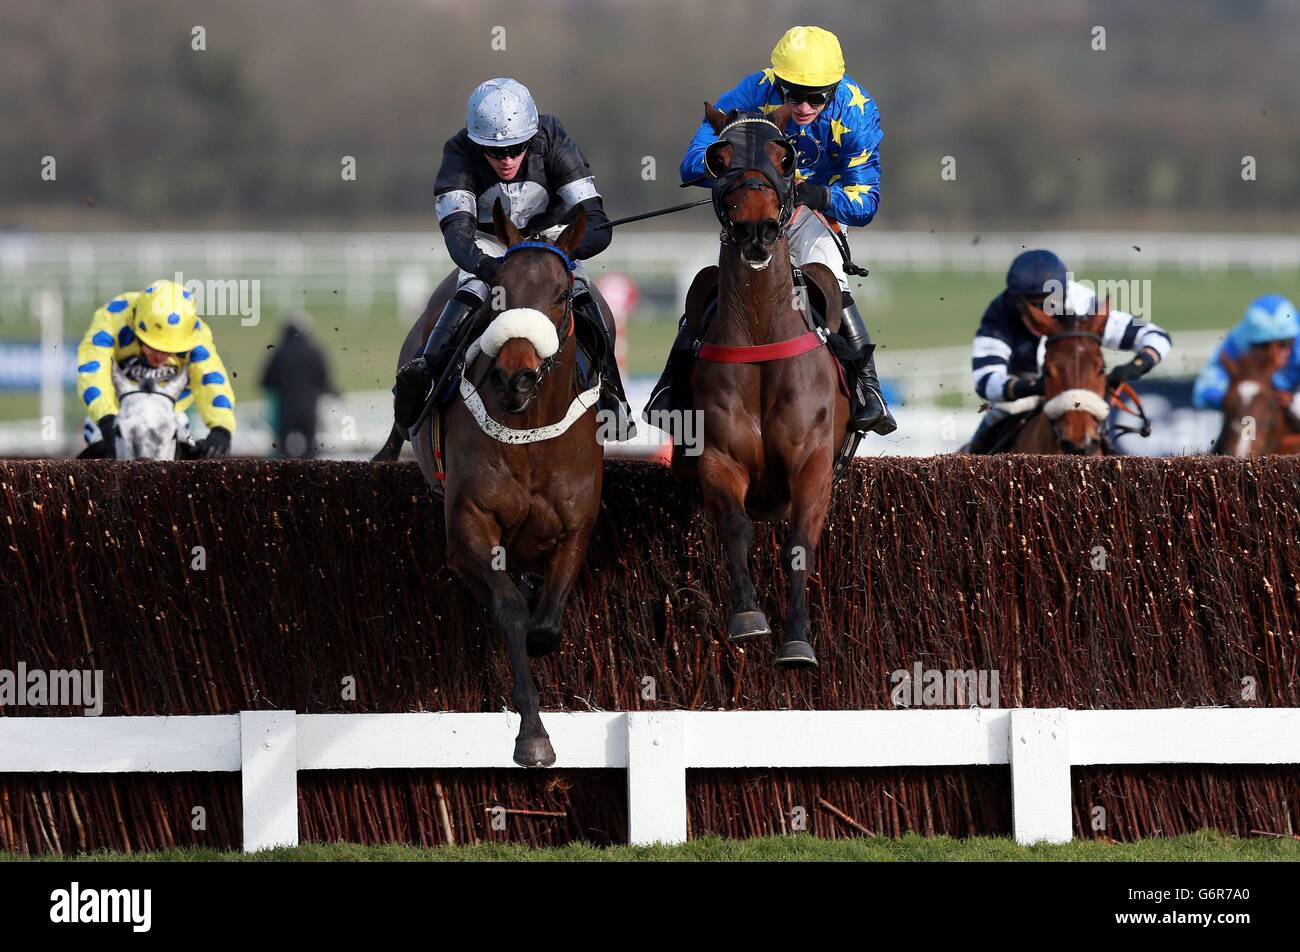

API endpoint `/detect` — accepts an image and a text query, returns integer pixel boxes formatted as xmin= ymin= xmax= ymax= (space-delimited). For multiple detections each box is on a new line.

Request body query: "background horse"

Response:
xmin=399 ymin=200 xmax=605 ymax=767
xmin=77 ymin=363 xmax=192 ymax=459
xmin=1011 ymin=299 xmax=1112 ymax=455
xmin=679 ymin=103 xmax=851 ymax=670
xmin=1214 ymin=341 xmax=1300 ymax=456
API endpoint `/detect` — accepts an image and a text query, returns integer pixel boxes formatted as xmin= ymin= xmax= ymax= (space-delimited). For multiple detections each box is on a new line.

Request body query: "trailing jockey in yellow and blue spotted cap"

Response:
xmin=76 ymin=279 xmax=237 ymax=458
xmin=651 ymin=26 xmax=896 ymax=437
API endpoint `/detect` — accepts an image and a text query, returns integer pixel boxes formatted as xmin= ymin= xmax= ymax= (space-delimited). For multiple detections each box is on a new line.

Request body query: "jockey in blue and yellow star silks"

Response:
xmin=76 ymin=279 xmax=237 ymax=458
xmin=649 ymin=25 xmax=895 ymax=436
xmin=680 ymin=32 xmax=882 ymax=231
xmin=1192 ymin=294 xmax=1300 ymax=410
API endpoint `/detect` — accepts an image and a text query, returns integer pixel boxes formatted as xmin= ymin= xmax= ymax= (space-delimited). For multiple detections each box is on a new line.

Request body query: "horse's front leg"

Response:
xmin=776 ymin=452 xmax=833 ymax=670
xmin=699 ymin=450 xmax=769 ymax=641
xmin=447 ymin=505 xmax=554 ymax=767
xmin=525 ymin=524 xmax=592 ymax=658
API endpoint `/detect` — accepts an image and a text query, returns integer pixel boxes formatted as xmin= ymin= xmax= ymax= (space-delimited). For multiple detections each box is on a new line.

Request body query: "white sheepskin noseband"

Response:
xmin=1043 ymin=388 xmax=1110 ymax=421
xmin=479 ymin=308 xmax=559 ymax=359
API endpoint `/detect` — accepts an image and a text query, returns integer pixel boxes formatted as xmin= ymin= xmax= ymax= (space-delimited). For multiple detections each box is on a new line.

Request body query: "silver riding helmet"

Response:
xmin=466 ymin=78 xmax=539 ymax=147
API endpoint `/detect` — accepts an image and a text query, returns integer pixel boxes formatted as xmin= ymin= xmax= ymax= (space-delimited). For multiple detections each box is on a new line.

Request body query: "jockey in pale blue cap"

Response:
xmin=1192 ymin=294 xmax=1300 ymax=409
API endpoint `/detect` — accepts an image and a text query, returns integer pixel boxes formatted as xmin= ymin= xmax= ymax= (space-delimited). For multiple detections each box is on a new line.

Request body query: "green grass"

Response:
xmin=5 ymin=831 xmax=1297 ymax=862
xmin=6 ymin=267 xmax=1300 ymax=426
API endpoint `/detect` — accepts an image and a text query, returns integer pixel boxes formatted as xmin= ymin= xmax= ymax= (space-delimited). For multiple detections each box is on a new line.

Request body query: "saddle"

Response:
xmin=969 ymin=407 xmax=1040 ymax=455
xmin=672 ymin=266 xmax=853 ymax=413
xmin=665 ymin=265 xmax=862 ymax=483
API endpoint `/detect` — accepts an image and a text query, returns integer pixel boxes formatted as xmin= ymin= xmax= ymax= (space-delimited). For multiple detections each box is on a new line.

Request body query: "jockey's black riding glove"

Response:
xmin=97 ymin=415 xmax=118 ymax=458
xmin=794 ymin=182 xmax=830 ymax=211
xmin=1003 ymin=377 xmax=1045 ymax=401
xmin=198 ymin=426 xmax=232 ymax=458
xmin=1107 ymin=350 xmax=1157 ymax=389
xmin=474 ymin=256 xmax=503 ymax=286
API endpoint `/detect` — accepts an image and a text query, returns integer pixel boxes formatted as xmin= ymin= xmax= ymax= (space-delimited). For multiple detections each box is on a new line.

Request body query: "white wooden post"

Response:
xmin=36 ymin=290 xmax=63 ymax=439
xmin=1009 ymin=708 xmax=1072 ymax=844
xmin=626 ymin=711 xmax=687 ymax=845
xmin=240 ymin=710 xmax=299 ymax=852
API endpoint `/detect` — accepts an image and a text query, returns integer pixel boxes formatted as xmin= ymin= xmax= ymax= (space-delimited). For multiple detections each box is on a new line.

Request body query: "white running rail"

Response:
xmin=1 ymin=708 xmax=1296 ymax=851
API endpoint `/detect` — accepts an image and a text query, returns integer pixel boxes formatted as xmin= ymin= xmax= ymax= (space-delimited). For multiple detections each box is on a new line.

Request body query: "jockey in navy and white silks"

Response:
xmin=968 ymin=249 xmax=1172 ymax=452
xmin=392 ymin=77 xmax=633 ymax=436
xmin=649 ymin=25 xmax=895 ymax=436
xmin=1191 ymin=294 xmax=1300 ymax=410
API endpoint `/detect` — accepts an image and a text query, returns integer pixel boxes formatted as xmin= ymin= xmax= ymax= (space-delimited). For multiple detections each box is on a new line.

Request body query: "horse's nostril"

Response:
xmin=512 ymin=370 xmax=538 ymax=395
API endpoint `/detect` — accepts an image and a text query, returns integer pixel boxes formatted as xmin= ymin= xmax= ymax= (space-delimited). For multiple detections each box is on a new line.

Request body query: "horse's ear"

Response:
xmin=704 ymin=101 xmax=729 ymax=133
xmin=1220 ymin=349 xmax=1238 ymax=377
xmin=1020 ymin=300 xmax=1057 ymax=338
xmin=769 ymin=103 xmax=795 ymax=128
xmin=492 ymin=198 xmax=523 ymax=247
xmin=1090 ymin=293 xmax=1111 ymax=332
xmin=555 ymin=205 xmax=586 ymax=258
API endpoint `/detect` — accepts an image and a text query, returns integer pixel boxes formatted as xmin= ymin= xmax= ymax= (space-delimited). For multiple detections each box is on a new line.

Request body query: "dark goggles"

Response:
xmin=779 ymin=82 xmax=837 ymax=107
xmin=482 ymin=139 xmax=531 ymax=160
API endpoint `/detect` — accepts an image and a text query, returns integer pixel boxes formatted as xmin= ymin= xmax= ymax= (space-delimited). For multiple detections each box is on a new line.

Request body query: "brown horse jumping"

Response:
xmin=677 ymin=104 xmax=853 ymax=670
xmin=1214 ymin=341 xmax=1300 ymax=456
xmin=397 ymin=200 xmax=605 ymax=767
xmin=1010 ymin=299 xmax=1113 ymax=455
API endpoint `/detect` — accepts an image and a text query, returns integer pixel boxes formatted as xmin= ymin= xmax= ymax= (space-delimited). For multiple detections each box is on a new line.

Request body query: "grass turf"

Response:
xmin=4 ymin=831 xmax=1297 ymax=862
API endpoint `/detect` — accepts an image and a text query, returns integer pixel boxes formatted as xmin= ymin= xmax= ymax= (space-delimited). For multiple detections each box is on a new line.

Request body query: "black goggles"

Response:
xmin=779 ymin=82 xmax=837 ymax=107
xmin=482 ymin=139 xmax=531 ymax=160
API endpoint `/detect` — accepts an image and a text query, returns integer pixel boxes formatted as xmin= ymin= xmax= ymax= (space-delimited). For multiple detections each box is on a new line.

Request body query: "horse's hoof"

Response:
xmin=526 ymin=624 xmax=562 ymax=658
xmin=513 ymin=735 xmax=556 ymax=768
xmin=774 ymin=639 xmax=818 ymax=670
xmin=728 ymin=610 xmax=772 ymax=641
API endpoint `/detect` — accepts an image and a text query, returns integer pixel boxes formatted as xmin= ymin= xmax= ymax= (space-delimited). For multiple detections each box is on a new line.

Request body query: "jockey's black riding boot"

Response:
xmin=840 ymin=296 xmax=898 ymax=436
xmin=393 ymin=292 xmax=480 ymax=430
xmin=573 ymin=286 xmax=637 ymax=441
xmin=968 ymin=407 xmax=1010 ymax=455
xmin=644 ymin=316 xmax=692 ymax=420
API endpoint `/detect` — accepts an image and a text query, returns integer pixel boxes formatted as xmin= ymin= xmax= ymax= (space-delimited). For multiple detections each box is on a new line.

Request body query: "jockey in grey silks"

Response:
xmin=392 ymin=78 xmax=633 ymax=437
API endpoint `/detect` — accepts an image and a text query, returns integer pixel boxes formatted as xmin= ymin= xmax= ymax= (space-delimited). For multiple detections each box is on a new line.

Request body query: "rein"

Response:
xmin=1105 ymin=382 xmax=1151 ymax=441
xmin=119 ymin=387 xmax=178 ymax=406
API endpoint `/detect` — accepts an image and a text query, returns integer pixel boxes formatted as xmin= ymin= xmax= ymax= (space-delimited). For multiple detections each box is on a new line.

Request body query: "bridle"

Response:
xmin=1042 ymin=327 xmax=1107 ymax=447
xmin=492 ymin=240 xmax=576 ymax=391
xmin=452 ymin=238 xmax=603 ymax=447
xmin=1040 ymin=325 xmax=1152 ymax=448
xmin=705 ymin=114 xmax=797 ymax=249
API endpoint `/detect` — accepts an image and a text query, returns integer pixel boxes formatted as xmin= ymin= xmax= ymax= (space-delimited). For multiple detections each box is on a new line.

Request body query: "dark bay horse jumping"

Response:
xmin=677 ymin=104 xmax=854 ymax=670
xmin=391 ymin=200 xmax=606 ymax=767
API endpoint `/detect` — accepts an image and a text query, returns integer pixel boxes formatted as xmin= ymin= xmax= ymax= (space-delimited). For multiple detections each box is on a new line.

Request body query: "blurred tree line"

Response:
xmin=2 ymin=0 xmax=1298 ymax=230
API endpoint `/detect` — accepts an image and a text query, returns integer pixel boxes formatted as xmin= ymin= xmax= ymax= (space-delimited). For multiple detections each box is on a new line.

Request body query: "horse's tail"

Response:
xmin=371 ymin=423 xmax=406 ymax=462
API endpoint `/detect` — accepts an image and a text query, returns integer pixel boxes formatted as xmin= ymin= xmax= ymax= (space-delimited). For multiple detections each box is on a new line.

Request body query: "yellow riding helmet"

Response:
xmin=133 ymin=279 xmax=203 ymax=353
xmin=771 ymin=25 xmax=845 ymax=89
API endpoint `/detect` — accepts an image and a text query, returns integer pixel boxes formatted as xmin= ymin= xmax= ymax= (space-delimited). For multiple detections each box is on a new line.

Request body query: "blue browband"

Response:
xmin=503 ymin=240 xmax=576 ymax=272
